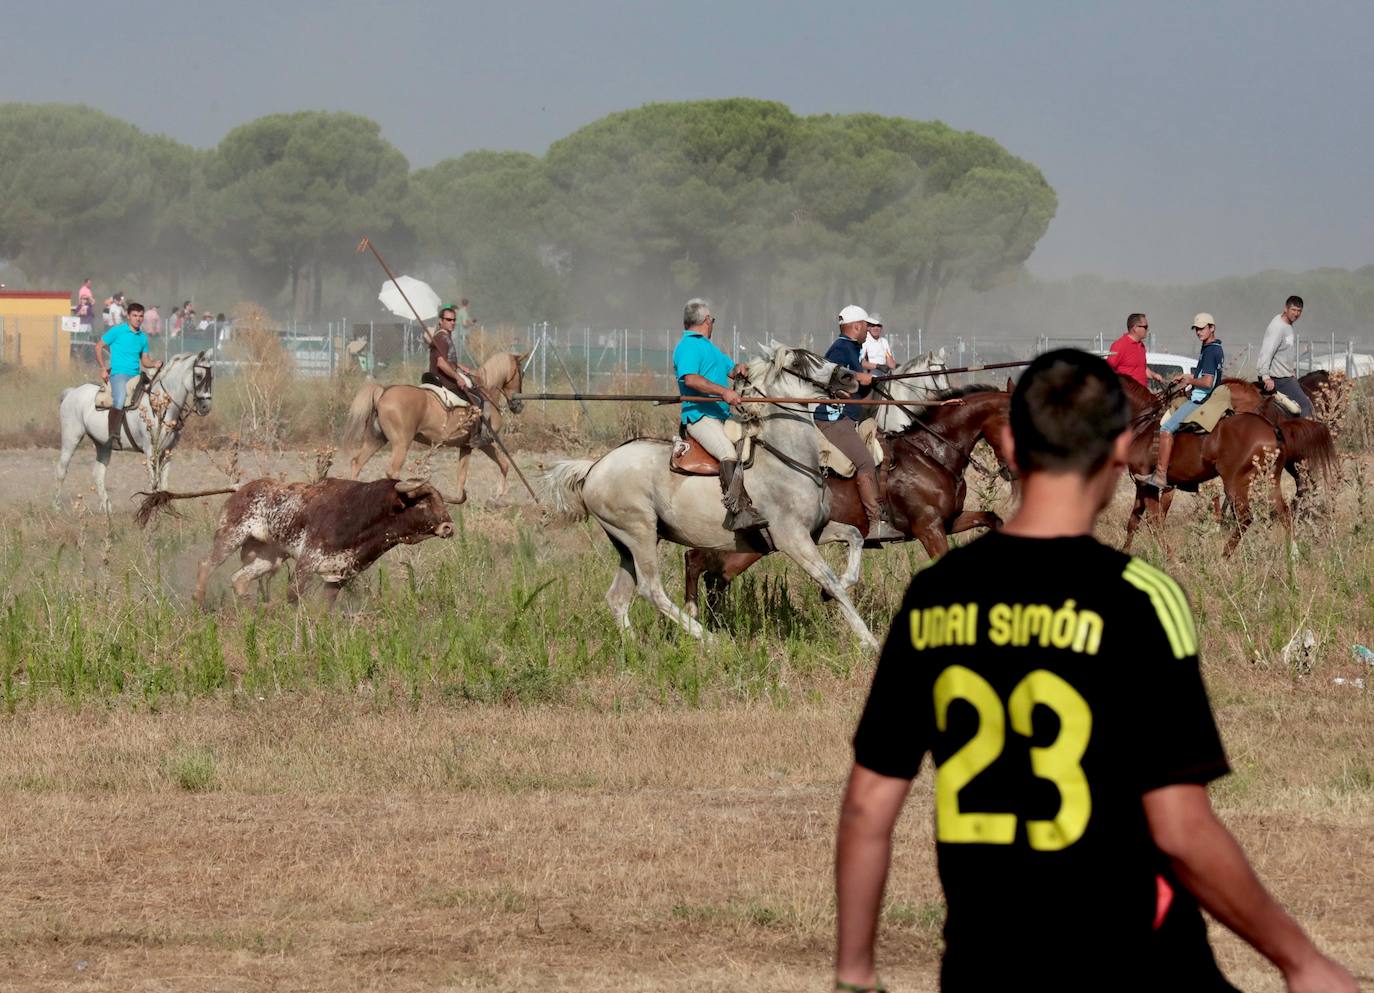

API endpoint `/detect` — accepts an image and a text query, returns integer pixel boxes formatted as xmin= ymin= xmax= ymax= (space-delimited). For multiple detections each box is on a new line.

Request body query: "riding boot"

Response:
xmin=108 ymin=408 xmax=124 ymax=450
xmin=719 ymin=459 xmax=769 ymax=531
xmin=857 ymin=472 xmax=903 ymax=542
xmin=1149 ymin=431 xmax=1174 ymax=491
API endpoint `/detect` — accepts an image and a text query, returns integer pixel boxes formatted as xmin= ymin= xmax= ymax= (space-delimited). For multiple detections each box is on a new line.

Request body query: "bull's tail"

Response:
xmin=133 ymin=486 xmax=238 ymax=529
xmin=342 ymin=383 xmax=386 ymax=450
xmin=544 ymin=459 xmax=595 ymax=520
xmin=1281 ymin=418 xmax=1340 ymax=488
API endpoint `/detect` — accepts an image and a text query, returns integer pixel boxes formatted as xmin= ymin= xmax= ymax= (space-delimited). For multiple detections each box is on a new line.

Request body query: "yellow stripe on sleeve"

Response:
xmin=1123 ymin=560 xmax=1198 ymax=658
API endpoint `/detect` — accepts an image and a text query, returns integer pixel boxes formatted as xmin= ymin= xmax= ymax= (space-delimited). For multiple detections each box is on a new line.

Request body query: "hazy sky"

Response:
xmin=5 ymin=0 xmax=1371 ymax=283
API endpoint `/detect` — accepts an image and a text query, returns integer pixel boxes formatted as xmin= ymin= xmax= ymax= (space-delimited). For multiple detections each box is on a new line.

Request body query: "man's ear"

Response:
xmin=1110 ymin=428 xmax=1133 ymax=469
xmin=999 ymin=423 xmax=1020 ymax=474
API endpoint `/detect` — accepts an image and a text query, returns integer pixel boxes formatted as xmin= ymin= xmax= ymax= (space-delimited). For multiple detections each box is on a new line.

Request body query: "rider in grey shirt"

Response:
xmin=1255 ymin=295 xmax=1313 ymax=417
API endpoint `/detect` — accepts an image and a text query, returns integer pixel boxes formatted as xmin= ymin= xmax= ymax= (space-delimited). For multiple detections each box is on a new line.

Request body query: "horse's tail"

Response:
xmin=544 ymin=459 xmax=594 ymax=520
xmin=1281 ymin=418 xmax=1340 ymax=487
xmin=342 ymin=383 xmax=385 ymax=449
xmin=133 ymin=486 xmax=238 ymax=528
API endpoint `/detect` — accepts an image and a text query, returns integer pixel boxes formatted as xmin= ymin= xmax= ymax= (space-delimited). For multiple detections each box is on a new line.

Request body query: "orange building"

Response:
xmin=0 ymin=290 xmax=74 ymax=372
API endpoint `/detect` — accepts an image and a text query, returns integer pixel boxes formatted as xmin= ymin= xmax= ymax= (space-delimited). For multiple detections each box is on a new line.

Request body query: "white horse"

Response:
xmin=547 ymin=342 xmax=881 ymax=651
xmin=872 ymin=348 xmax=952 ymax=434
xmin=55 ymin=350 xmax=214 ymax=512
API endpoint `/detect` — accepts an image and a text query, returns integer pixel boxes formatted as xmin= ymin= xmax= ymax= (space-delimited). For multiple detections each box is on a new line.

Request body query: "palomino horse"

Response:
xmin=1222 ymin=375 xmax=1340 ymax=517
xmin=1119 ymin=376 xmax=1288 ymax=555
xmin=342 ymin=351 xmax=526 ymax=504
xmin=684 ymin=385 xmax=1012 ymax=618
xmin=55 ymin=350 xmax=215 ymax=513
xmin=546 ymin=343 xmax=881 ymax=651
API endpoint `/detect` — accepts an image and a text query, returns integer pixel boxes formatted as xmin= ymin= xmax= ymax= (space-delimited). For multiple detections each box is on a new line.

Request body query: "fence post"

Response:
xmin=52 ymin=315 xmax=58 ymax=374
xmin=1348 ymin=340 xmax=1355 ymax=378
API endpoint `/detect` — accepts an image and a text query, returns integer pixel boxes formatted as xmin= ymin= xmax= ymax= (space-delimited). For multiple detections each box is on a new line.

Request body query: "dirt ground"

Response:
xmin=5 ymin=445 xmax=1374 ymax=992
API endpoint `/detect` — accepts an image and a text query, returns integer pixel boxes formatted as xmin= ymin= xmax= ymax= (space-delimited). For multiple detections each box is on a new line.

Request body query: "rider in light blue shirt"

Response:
xmin=97 ymin=301 xmax=162 ymax=438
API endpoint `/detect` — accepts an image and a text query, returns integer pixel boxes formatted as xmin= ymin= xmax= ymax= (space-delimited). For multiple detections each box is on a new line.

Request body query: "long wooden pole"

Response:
xmin=873 ymin=357 xmax=1036 ymax=381
xmin=355 ymin=236 xmax=541 ymax=505
xmin=511 ymin=393 xmax=966 ymax=407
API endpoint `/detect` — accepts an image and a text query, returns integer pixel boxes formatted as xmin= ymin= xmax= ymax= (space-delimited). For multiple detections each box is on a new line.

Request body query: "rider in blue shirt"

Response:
xmin=816 ymin=305 xmax=902 ymax=541
xmin=1145 ymin=312 xmax=1223 ymax=491
xmin=672 ymin=298 xmax=767 ymax=530
xmin=97 ymin=302 xmax=162 ymax=441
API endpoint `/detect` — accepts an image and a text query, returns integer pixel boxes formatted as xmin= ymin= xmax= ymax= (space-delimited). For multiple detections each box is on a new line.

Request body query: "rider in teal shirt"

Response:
xmin=97 ymin=302 xmax=161 ymax=435
xmin=673 ymin=329 xmax=734 ymax=425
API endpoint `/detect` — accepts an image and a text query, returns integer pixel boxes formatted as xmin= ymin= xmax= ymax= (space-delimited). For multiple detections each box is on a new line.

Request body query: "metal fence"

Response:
xmin=7 ymin=314 xmax=1369 ymax=385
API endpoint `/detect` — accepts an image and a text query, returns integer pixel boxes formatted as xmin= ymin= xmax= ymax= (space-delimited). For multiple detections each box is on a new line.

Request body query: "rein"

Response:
xmin=876 ymin=381 xmax=1001 ymax=479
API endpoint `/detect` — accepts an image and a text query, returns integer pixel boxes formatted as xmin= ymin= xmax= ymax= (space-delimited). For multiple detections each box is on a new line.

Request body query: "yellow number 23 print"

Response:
xmin=933 ymin=665 xmax=1093 ymax=850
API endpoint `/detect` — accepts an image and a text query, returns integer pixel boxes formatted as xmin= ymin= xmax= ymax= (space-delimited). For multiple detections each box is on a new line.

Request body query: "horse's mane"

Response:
xmin=933 ymin=383 xmax=1001 ymax=402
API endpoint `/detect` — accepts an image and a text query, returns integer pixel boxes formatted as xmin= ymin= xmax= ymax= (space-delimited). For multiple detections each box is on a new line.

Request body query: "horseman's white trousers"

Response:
xmin=685 ymin=417 xmax=737 ymax=461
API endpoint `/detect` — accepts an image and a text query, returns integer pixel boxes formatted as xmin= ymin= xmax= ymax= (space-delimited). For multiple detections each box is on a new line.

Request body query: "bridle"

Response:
xmin=142 ymin=356 xmax=214 ymax=434
xmin=730 ymin=354 xmax=847 ymax=489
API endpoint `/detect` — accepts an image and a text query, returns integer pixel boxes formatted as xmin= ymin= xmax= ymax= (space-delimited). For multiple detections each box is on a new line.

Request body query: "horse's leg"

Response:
xmin=1123 ymin=486 xmax=1147 ymax=553
xmin=817 ymin=521 xmax=865 ymax=591
xmin=947 ymin=510 xmax=1001 ymax=536
xmin=479 ymin=443 xmax=511 ymax=500
xmin=54 ymin=412 xmax=84 ymax=509
xmin=93 ymin=442 xmax=114 ymax=515
xmin=604 ymin=531 xmax=638 ymax=630
xmin=384 ymin=433 xmax=411 ymax=480
xmin=1222 ymin=469 xmax=1253 ymax=557
xmin=913 ymin=520 xmax=949 ymax=560
xmin=771 ymin=526 xmax=879 ymax=652
xmin=349 ymin=433 xmax=386 ymax=479
xmin=452 ymin=446 xmax=473 ymax=505
xmin=684 ymin=548 xmax=708 ymax=619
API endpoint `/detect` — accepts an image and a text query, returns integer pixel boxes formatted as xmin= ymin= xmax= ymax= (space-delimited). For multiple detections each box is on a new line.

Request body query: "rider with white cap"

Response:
xmin=817 ymin=305 xmax=903 ymax=542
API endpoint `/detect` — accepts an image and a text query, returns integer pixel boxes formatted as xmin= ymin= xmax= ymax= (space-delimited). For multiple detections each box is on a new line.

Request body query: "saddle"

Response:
xmin=93 ymin=374 xmax=145 ymax=412
xmin=417 ymin=377 xmax=470 ymax=409
xmin=817 ymin=419 xmax=885 ymax=478
xmin=1177 ymin=385 xmax=1233 ymax=434
xmin=670 ymin=420 xmax=751 ymax=476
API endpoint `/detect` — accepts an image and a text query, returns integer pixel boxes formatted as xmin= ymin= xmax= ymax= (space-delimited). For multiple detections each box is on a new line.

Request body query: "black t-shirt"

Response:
xmin=854 ymin=532 xmax=1234 ymax=992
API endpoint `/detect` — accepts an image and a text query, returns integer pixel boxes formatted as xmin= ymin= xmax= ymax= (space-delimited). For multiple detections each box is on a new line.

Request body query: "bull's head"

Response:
xmin=394 ymin=479 xmax=455 ymax=540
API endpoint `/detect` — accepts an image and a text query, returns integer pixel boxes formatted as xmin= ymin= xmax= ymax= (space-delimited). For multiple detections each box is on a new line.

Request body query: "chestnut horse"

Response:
xmin=1222 ymin=373 xmax=1339 ymax=517
xmin=684 ymin=385 xmax=1012 ymax=619
xmin=342 ymin=351 xmax=526 ymax=504
xmin=1119 ymin=376 xmax=1288 ymax=555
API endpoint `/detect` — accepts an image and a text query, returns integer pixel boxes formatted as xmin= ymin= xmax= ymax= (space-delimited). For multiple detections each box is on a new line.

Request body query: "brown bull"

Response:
xmin=190 ymin=477 xmax=454 ymax=606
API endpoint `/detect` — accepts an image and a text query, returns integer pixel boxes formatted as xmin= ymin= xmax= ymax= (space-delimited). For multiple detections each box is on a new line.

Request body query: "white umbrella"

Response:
xmin=378 ymin=275 xmax=442 ymax=323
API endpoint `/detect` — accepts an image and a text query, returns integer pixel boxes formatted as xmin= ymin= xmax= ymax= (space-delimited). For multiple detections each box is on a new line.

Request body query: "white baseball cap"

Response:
xmin=838 ymin=304 xmax=870 ymax=325
xmin=866 ymin=312 xmax=883 ymax=326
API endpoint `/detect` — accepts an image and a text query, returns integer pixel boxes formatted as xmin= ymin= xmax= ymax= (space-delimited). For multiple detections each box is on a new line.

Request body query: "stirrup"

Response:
xmin=866 ymin=520 xmax=904 ymax=542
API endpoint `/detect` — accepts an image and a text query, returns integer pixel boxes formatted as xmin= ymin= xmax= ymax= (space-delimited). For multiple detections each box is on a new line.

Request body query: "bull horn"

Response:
xmin=395 ymin=479 xmax=430 ymax=495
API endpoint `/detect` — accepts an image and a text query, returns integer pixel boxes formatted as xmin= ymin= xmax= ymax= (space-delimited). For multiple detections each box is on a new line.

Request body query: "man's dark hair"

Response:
xmin=126 ymin=302 xmax=145 ymax=315
xmin=439 ymin=307 xmax=456 ymax=321
xmin=1127 ymin=312 xmax=1147 ymax=330
xmin=1286 ymin=295 xmax=1304 ymax=309
xmin=460 ymin=298 xmax=469 ymax=306
xmin=1010 ymin=349 xmax=1131 ymax=475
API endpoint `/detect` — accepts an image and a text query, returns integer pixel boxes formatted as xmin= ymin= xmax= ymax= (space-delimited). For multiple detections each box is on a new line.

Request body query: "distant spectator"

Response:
xmin=106 ymin=293 xmax=125 ymax=329
xmin=457 ymin=297 xmax=474 ymax=332
xmin=144 ymin=304 xmax=161 ymax=336
xmin=77 ymin=278 xmax=94 ymax=304
xmin=861 ymin=314 xmax=896 ymax=372
xmin=75 ymin=295 xmax=95 ymax=335
xmin=198 ymin=312 xmax=212 ymax=333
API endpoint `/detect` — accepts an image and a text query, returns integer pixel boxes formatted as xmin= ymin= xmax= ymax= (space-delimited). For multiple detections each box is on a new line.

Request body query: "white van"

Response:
xmin=1145 ymin=351 xmax=1197 ymax=381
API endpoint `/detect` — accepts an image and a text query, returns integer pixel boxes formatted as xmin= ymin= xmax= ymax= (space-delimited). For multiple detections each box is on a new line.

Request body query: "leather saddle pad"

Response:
xmin=1177 ymin=385 xmax=1233 ymax=434
xmin=669 ymin=420 xmax=748 ymax=476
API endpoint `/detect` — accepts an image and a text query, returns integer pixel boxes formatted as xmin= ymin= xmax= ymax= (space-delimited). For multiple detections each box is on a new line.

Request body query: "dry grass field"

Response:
xmin=1 ymin=363 xmax=1372 ymax=991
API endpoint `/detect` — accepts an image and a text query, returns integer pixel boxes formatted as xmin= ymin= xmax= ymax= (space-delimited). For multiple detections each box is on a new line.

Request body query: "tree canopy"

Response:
xmin=0 ymin=99 xmax=1057 ymax=330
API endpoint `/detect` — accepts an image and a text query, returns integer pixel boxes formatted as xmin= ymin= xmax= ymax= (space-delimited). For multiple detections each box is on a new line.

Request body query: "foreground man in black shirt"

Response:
xmin=833 ymin=349 xmax=1355 ymax=993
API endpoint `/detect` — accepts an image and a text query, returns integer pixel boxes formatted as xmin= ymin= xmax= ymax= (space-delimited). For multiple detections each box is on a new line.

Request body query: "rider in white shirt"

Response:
xmin=860 ymin=314 xmax=896 ymax=372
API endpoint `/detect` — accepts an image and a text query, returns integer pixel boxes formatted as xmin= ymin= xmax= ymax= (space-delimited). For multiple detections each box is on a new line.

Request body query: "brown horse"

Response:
xmin=684 ymin=386 xmax=1012 ymax=618
xmin=342 ymin=351 xmax=526 ymax=504
xmin=1222 ymin=374 xmax=1340 ymax=516
xmin=1119 ymin=376 xmax=1288 ymax=555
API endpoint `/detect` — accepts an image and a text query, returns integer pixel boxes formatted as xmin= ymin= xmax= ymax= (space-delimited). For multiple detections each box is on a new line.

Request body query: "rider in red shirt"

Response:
xmin=1106 ymin=313 xmax=1165 ymax=388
